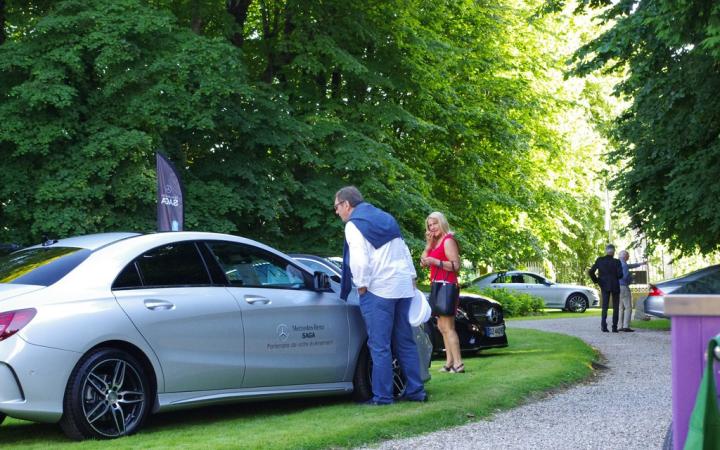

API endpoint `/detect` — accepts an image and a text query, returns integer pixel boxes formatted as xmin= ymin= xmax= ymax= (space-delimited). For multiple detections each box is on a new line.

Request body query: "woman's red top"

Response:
xmin=428 ymin=233 xmax=459 ymax=284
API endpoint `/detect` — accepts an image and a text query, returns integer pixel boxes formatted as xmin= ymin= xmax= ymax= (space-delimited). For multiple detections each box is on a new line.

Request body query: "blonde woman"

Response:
xmin=420 ymin=212 xmax=464 ymax=373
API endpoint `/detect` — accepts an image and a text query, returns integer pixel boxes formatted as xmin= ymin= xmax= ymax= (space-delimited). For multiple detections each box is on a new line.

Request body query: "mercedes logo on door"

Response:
xmin=277 ymin=324 xmax=289 ymax=342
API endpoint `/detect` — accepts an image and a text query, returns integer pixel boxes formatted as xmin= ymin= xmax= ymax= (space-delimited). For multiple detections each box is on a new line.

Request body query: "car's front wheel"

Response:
xmin=59 ymin=348 xmax=150 ymax=440
xmin=352 ymin=345 xmax=407 ymax=402
xmin=565 ymin=294 xmax=588 ymax=313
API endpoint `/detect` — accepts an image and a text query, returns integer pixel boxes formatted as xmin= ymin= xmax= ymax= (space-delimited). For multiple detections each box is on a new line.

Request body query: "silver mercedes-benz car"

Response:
xmin=0 ymin=232 xmax=431 ymax=440
xmin=470 ymin=270 xmax=599 ymax=312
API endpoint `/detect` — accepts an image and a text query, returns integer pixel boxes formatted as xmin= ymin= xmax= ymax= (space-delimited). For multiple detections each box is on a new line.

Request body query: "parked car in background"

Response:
xmin=470 ymin=271 xmax=599 ymax=313
xmin=291 ymin=254 xmax=508 ymax=355
xmin=0 ymin=232 xmax=430 ymax=440
xmin=426 ymin=293 xmax=508 ymax=355
xmin=0 ymin=243 xmax=20 ymax=256
xmin=644 ymin=265 xmax=720 ymax=318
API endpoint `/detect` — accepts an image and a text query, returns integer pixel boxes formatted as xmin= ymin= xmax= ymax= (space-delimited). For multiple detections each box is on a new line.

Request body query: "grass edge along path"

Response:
xmin=2 ymin=328 xmax=597 ymax=450
xmin=506 ymin=308 xmax=602 ymax=321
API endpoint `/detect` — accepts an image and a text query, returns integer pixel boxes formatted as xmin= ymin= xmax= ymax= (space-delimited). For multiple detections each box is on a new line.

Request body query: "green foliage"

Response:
xmin=467 ymin=287 xmax=545 ymax=317
xmin=568 ymin=0 xmax=720 ymax=255
xmin=0 ymin=0 xmax=607 ymax=273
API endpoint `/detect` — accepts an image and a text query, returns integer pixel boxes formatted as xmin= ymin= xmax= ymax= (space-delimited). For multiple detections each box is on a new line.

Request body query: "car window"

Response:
xmin=297 ymin=259 xmax=337 ymax=277
xmin=509 ymin=274 xmax=525 ymax=283
xmin=675 ymin=270 xmax=720 ymax=294
xmin=488 ymin=274 xmax=505 ymax=283
xmin=206 ymin=241 xmax=308 ymax=289
xmin=523 ymin=274 xmax=543 ymax=284
xmin=0 ymin=247 xmax=91 ymax=286
xmin=113 ymin=242 xmax=211 ymax=289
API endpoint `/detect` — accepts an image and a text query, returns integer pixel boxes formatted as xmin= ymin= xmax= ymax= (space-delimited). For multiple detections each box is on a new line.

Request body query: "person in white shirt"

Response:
xmin=335 ymin=186 xmax=427 ymax=405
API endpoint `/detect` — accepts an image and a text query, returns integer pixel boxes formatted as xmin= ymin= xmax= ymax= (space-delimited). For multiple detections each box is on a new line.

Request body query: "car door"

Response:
xmin=205 ymin=241 xmax=350 ymax=388
xmin=522 ymin=274 xmax=555 ymax=307
xmin=112 ymin=241 xmax=245 ymax=393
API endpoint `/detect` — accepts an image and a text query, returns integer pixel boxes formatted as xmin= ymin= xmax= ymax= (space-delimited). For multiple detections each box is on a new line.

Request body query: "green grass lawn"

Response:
xmin=631 ymin=318 xmax=671 ymax=331
xmin=1 ymin=328 xmax=596 ymax=450
xmin=506 ymin=308 xmax=602 ymax=321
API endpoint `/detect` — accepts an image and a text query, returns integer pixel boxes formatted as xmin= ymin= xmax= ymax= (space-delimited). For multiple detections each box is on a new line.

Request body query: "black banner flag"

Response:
xmin=156 ymin=152 xmax=184 ymax=231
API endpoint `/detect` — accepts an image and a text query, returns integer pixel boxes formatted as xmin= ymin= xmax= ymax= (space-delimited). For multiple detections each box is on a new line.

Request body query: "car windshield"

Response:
xmin=0 ymin=247 xmax=91 ymax=286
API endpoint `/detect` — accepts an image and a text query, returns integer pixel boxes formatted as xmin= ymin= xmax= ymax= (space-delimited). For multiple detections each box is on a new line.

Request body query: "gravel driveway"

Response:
xmin=367 ymin=316 xmax=671 ymax=450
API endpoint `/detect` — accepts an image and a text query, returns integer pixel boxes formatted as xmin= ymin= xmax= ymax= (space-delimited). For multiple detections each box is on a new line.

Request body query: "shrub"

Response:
xmin=466 ymin=287 xmax=545 ymax=317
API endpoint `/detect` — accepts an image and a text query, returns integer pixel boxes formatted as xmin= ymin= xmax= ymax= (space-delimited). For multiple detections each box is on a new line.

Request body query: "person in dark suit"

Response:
xmin=588 ymin=244 xmax=623 ymax=332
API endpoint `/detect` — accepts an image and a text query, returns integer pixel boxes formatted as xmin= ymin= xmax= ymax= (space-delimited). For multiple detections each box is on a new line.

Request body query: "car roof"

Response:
xmin=24 ymin=232 xmax=142 ymax=251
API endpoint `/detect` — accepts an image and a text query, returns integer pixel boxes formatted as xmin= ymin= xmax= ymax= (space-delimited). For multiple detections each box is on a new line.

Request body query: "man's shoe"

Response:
xmin=601 ymin=328 xmax=609 ymax=333
xmin=625 ymin=328 xmax=635 ymax=332
xmin=400 ymin=394 xmax=428 ymax=403
xmin=612 ymin=327 xmax=618 ymax=333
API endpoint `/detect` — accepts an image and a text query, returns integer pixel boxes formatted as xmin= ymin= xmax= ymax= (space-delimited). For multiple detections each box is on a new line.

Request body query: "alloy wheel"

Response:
xmin=567 ymin=295 xmax=588 ymax=313
xmin=81 ymin=358 xmax=146 ymax=437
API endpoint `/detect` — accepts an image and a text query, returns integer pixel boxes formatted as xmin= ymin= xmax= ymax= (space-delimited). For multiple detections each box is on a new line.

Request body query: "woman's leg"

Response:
xmin=437 ymin=315 xmax=455 ymax=368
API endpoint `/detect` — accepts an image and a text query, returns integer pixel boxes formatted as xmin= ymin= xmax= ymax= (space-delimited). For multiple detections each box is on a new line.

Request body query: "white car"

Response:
xmin=471 ymin=271 xmax=599 ymax=312
xmin=0 ymin=232 xmax=431 ymax=440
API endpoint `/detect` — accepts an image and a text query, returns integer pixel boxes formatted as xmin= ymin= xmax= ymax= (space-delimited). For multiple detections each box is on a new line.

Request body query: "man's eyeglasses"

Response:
xmin=333 ymin=200 xmax=347 ymax=212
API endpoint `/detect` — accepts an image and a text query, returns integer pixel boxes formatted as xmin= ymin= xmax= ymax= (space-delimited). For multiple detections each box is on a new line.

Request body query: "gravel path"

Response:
xmin=367 ymin=316 xmax=671 ymax=450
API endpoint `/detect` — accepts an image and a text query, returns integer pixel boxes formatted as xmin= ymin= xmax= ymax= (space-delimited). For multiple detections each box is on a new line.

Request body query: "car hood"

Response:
xmin=552 ymin=283 xmax=594 ymax=291
xmin=0 ymin=284 xmax=45 ymax=302
xmin=460 ymin=293 xmax=502 ymax=306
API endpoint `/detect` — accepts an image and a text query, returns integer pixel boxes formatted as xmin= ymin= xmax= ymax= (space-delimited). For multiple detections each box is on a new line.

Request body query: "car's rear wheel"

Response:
xmin=60 ymin=348 xmax=150 ymax=440
xmin=352 ymin=344 xmax=407 ymax=402
xmin=566 ymin=294 xmax=588 ymax=313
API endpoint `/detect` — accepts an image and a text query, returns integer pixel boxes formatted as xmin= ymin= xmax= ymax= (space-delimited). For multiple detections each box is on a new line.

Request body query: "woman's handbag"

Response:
xmin=429 ymin=264 xmax=459 ymax=316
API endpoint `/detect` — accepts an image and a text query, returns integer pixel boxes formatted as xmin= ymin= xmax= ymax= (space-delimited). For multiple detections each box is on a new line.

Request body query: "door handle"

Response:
xmin=244 ymin=295 xmax=271 ymax=305
xmin=144 ymin=299 xmax=175 ymax=311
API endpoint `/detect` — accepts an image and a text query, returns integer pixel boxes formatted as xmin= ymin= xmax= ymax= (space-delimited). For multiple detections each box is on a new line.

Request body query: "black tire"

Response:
xmin=565 ymin=293 xmax=588 ymax=313
xmin=352 ymin=345 xmax=373 ymax=402
xmin=351 ymin=344 xmax=407 ymax=402
xmin=0 ymin=412 xmax=6 ymax=425
xmin=59 ymin=348 xmax=151 ymax=440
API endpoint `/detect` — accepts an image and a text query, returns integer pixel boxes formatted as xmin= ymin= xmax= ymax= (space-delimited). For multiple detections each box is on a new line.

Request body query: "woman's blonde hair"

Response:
xmin=426 ymin=211 xmax=451 ymax=235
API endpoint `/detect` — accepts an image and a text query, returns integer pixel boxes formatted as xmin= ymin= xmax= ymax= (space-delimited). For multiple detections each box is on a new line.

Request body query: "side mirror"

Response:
xmin=313 ymin=271 xmax=331 ymax=291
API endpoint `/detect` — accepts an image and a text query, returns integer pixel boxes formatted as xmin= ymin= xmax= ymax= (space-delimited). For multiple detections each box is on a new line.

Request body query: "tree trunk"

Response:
xmin=0 ymin=0 xmax=6 ymax=46
xmin=227 ymin=0 xmax=253 ymax=47
xmin=190 ymin=0 xmax=204 ymax=34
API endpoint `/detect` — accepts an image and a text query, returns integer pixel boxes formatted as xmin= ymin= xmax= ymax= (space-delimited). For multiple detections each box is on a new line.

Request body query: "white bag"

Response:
xmin=408 ymin=289 xmax=431 ymax=327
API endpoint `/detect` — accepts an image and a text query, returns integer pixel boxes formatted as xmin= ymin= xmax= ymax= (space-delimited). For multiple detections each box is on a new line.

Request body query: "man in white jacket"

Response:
xmin=335 ymin=186 xmax=427 ymax=405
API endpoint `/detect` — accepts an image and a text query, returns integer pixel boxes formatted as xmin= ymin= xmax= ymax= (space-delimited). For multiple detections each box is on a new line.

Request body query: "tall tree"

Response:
xmin=561 ymin=0 xmax=720 ymax=254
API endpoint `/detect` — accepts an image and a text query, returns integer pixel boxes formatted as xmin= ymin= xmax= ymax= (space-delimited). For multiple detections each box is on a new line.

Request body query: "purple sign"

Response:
xmin=156 ymin=152 xmax=184 ymax=232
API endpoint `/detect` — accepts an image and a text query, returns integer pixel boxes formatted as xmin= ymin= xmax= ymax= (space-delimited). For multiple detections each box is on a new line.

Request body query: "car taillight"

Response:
xmin=648 ymin=285 xmax=665 ymax=297
xmin=0 ymin=308 xmax=37 ymax=342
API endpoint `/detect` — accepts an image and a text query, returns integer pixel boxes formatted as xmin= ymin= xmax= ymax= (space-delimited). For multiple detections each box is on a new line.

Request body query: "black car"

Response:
xmin=425 ymin=293 xmax=508 ymax=354
xmin=290 ymin=254 xmax=508 ymax=355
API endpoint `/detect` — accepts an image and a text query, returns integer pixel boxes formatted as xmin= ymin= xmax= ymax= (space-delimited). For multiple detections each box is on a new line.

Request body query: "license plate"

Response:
xmin=485 ymin=325 xmax=505 ymax=338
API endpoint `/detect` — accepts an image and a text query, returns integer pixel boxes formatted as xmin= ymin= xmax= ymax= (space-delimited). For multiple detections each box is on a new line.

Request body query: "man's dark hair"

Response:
xmin=335 ymin=186 xmax=364 ymax=207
